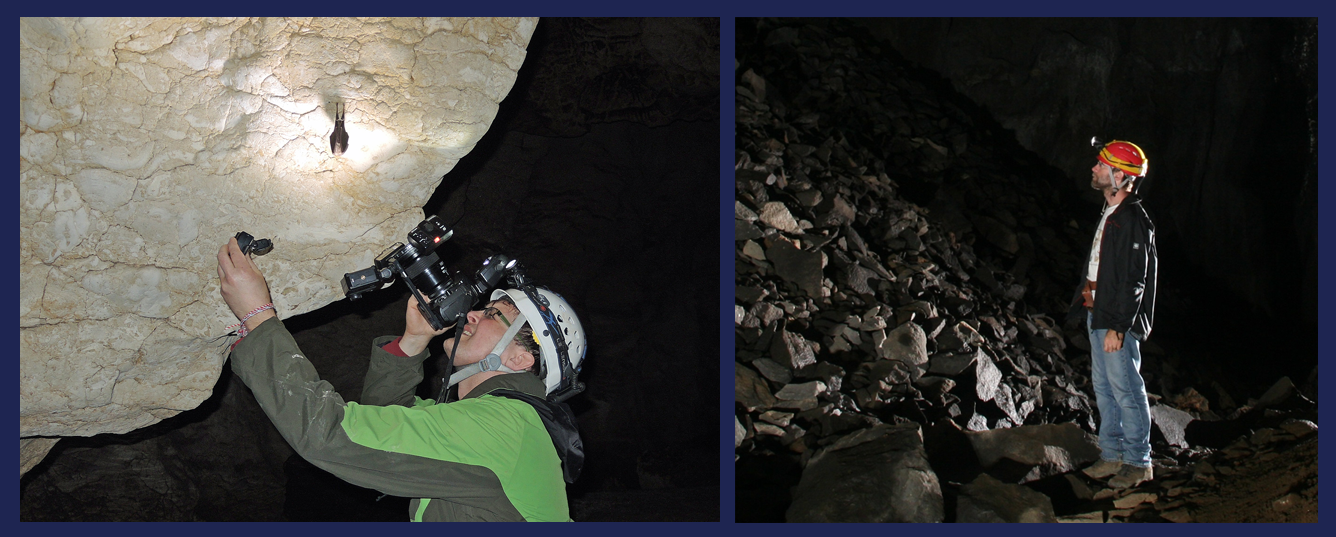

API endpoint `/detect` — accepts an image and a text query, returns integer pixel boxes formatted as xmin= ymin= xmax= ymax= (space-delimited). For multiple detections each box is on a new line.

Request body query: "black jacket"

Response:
xmin=1068 ymin=195 xmax=1158 ymax=341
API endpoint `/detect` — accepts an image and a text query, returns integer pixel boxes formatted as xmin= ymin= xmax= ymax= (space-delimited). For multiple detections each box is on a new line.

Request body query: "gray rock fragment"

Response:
xmin=758 ymin=410 xmax=793 ymax=427
xmin=766 ymin=240 xmax=824 ymax=298
xmin=770 ymin=329 xmax=816 ymax=370
xmin=878 ymin=322 xmax=928 ymax=380
xmin=815 ymin=195 xmax=856 ymax=228
xmin=735 ymin=200 xmax=759 ymax=222
xmin=928 ymin=349 xmax=980 ymax=377
xmin=751 ymin=357 xmax=792 ymax=384
xmin=735 ymin=219 xmax=764 ymax=240
xmin=1278 ymin=419 xmax=1317 ymax=438
xmin=759 ymin=201 xmax=802 ymax=234
xmin=843 ymin=263 xmax=878 ymax=296
xmin=794 ymin=189 xmax=823 ymax=207
xmin=1254 ymin=376 xmax=1295 ymax=408
xmin=735 ymin=362 xmax=776 ymax=412
xmin=975 ymin=351 xmax=1003 ymax=402
xmin=965 ymin=423 xmax=1101 ymax=482
xmin=775 ymin=380 xmax=826 ymax=401
xmin=735 ymin=284 xmax=768 ymax=304
xmin=741 ymin=240 xmax=766 ymax=260
xmin=1150 ymin=404 xmax=1195 ymax=448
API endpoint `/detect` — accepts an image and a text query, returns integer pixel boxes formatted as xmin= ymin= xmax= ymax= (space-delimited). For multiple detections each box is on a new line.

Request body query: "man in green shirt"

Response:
xmin=216 ymin=236 xmax=586 ymax=521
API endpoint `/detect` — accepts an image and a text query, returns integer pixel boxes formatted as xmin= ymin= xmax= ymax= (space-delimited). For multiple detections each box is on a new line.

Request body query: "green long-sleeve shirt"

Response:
xmin=229 ymin=316 xmax=569 ymax=521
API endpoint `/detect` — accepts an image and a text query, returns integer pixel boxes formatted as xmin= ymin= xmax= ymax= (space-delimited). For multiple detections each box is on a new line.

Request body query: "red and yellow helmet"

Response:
xmin=1098 ymin=140 xmax=1149 ymax=177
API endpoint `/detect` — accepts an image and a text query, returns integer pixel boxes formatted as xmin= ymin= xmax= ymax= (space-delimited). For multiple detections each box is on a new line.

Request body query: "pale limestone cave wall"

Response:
xmin=19 ymin=18 xmax=536 ymax=452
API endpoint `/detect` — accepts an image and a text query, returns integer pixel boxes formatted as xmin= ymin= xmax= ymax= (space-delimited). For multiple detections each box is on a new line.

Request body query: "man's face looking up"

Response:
xmin=444 ymin=299 xmax=522 ymax=366
xmin=1091 ymin=160 xmax=1118 ymax=191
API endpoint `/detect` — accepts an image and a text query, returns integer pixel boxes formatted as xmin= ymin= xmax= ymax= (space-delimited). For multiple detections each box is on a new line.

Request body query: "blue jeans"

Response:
xmin=1087 ymin=312 xmax=1151 ymax=467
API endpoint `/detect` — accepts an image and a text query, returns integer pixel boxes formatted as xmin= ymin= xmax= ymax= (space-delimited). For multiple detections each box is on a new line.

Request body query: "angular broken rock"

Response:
xmin=974 ymin=350 xmax=1004 ymax=402
xmin=751 ymin=357 xmax=792 ymax=385
xmin=852 ymin=359 xmax=912 ymax=390
xmin=966 ymin=423 xmax=1101 ymax=482
xmin=1278 ymin=418 xmax=1318 ymax=438
xmin=1254 ymin=376 xmax=1296 ymax=408
xmin=786 ymin=423 xmax=944 ymax=522
xmin=748 ymin=301 xmax=784 ymax=326
xmin=735 ymin=362 xmax=776 ymax=412
xmin=814 ymin=194 xmax=856 ymax=228
xmin=735 ymin=200 xmax=759 ymax=222
xmin=770 ymin=328 xmax=817 ymax=370
xmin=741 ymin=240 xmax=766 ymax=260
xmin=766 ymin=239 xmax=824 ymax=298
xmin=736 ymin=219 xmax=764 ymax=241
xmin=878 ymin=321 xmax=928 ymax=378
xmin=735 ymin=416 xmax=746 ymax=448
xmin=20 ymin=18 xmax=537 ymax=441
xmin=775 ymin=380 xmax=826 ymax=401
xmin=842 ymin=263 xmax=879 ymax=296
xmin=758 ymin=201 xmax=802 ymax=234
xmin=1150 ymin=404 xmax=1195 ymax=449
xmin=956 ymin=472 xmax=1056 ymax=523
xmin=759 ymin=410 xmax=793 ymax=427
xmin=1113 ymin=491 xmax=1158 ymax=509
xmin=928 ymin=348 xmax=980 ymax=377
xmin=915 ymin=376 xmax=956 ymax=402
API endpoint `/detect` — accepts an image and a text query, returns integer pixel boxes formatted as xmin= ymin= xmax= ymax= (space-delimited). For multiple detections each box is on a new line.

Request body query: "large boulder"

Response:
xmin=956 ymin=473 xmax=1057 ymax=523
xmin=20 ymin=17 xmax=536 ymax=442
xmin=786 ymin=423 xmax=944 ymax=522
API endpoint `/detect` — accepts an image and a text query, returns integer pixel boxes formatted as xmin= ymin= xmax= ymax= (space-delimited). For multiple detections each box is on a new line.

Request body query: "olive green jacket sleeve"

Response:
xmin=229 ymin=317 xmax=569 ymax=522
xmin=360 ymin=335 xmax=429 ymax=407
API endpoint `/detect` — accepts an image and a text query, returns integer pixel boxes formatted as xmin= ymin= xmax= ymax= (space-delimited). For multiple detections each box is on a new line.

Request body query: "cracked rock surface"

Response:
xmin=20 ymin=17 xmax=535 ymax=440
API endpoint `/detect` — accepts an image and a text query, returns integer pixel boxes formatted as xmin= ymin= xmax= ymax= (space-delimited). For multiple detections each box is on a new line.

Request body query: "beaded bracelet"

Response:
xmin=228 ymin=303 xmax=275 ymax=339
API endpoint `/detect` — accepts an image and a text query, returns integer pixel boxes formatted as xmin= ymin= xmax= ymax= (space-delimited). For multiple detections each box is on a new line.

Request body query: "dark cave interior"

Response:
xmin=733 ymin=17 xmax=1317 ymax=522
xmin=21 ymin=18 xmax=721 ymax=522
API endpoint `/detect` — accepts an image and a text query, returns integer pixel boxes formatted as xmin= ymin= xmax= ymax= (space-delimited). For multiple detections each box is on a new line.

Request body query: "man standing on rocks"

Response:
xmin=1071 ymin=140 xmax=1158 ymax=490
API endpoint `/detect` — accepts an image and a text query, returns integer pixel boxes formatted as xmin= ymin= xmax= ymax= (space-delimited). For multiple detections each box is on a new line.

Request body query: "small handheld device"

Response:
xmin=235 ymin=232 xmax=273 ymax=256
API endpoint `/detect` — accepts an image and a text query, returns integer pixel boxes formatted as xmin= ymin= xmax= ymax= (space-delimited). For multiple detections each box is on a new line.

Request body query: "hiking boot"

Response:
xmin=1081 ymin=459 xmax=1123 ymax=479
xmin=1108 ymin=464 xmax=1153 ymax=489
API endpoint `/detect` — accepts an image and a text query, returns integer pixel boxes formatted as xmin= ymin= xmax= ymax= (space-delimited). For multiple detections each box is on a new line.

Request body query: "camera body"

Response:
xmin=342 ymin=216 xmax=515 ymax=330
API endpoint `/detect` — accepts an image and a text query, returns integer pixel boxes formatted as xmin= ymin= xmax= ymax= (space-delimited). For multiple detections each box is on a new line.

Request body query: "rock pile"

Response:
xmin=734 ymin=18 xmax=1318 ymax=523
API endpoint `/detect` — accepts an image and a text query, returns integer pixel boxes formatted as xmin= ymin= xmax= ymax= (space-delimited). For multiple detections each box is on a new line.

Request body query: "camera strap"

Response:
xmin=435 ymin=318 xmax=467 ymax=403
xmin=445 ymin=312 xmax=528 ymax=390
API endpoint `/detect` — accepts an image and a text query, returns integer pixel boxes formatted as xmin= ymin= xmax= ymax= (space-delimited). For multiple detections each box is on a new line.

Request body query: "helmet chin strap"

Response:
xmin=1112 ymin=172 xmax=1131 ymax=192
xmin=446 ymin=312 xmax=528 ymax=390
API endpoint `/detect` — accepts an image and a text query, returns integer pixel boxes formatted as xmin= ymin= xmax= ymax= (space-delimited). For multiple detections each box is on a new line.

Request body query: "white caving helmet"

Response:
xmin=490 ymin=287 xmax=586 ymax=400
xmin=443 ymin=283 xmax=585 ymax=400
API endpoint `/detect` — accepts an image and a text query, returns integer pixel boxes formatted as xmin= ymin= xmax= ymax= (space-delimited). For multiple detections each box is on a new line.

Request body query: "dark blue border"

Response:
xmin=719 ymin=15 xmax=737 ymax=524
xmin=12 ymin=2 xmax=1336 ymax=531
